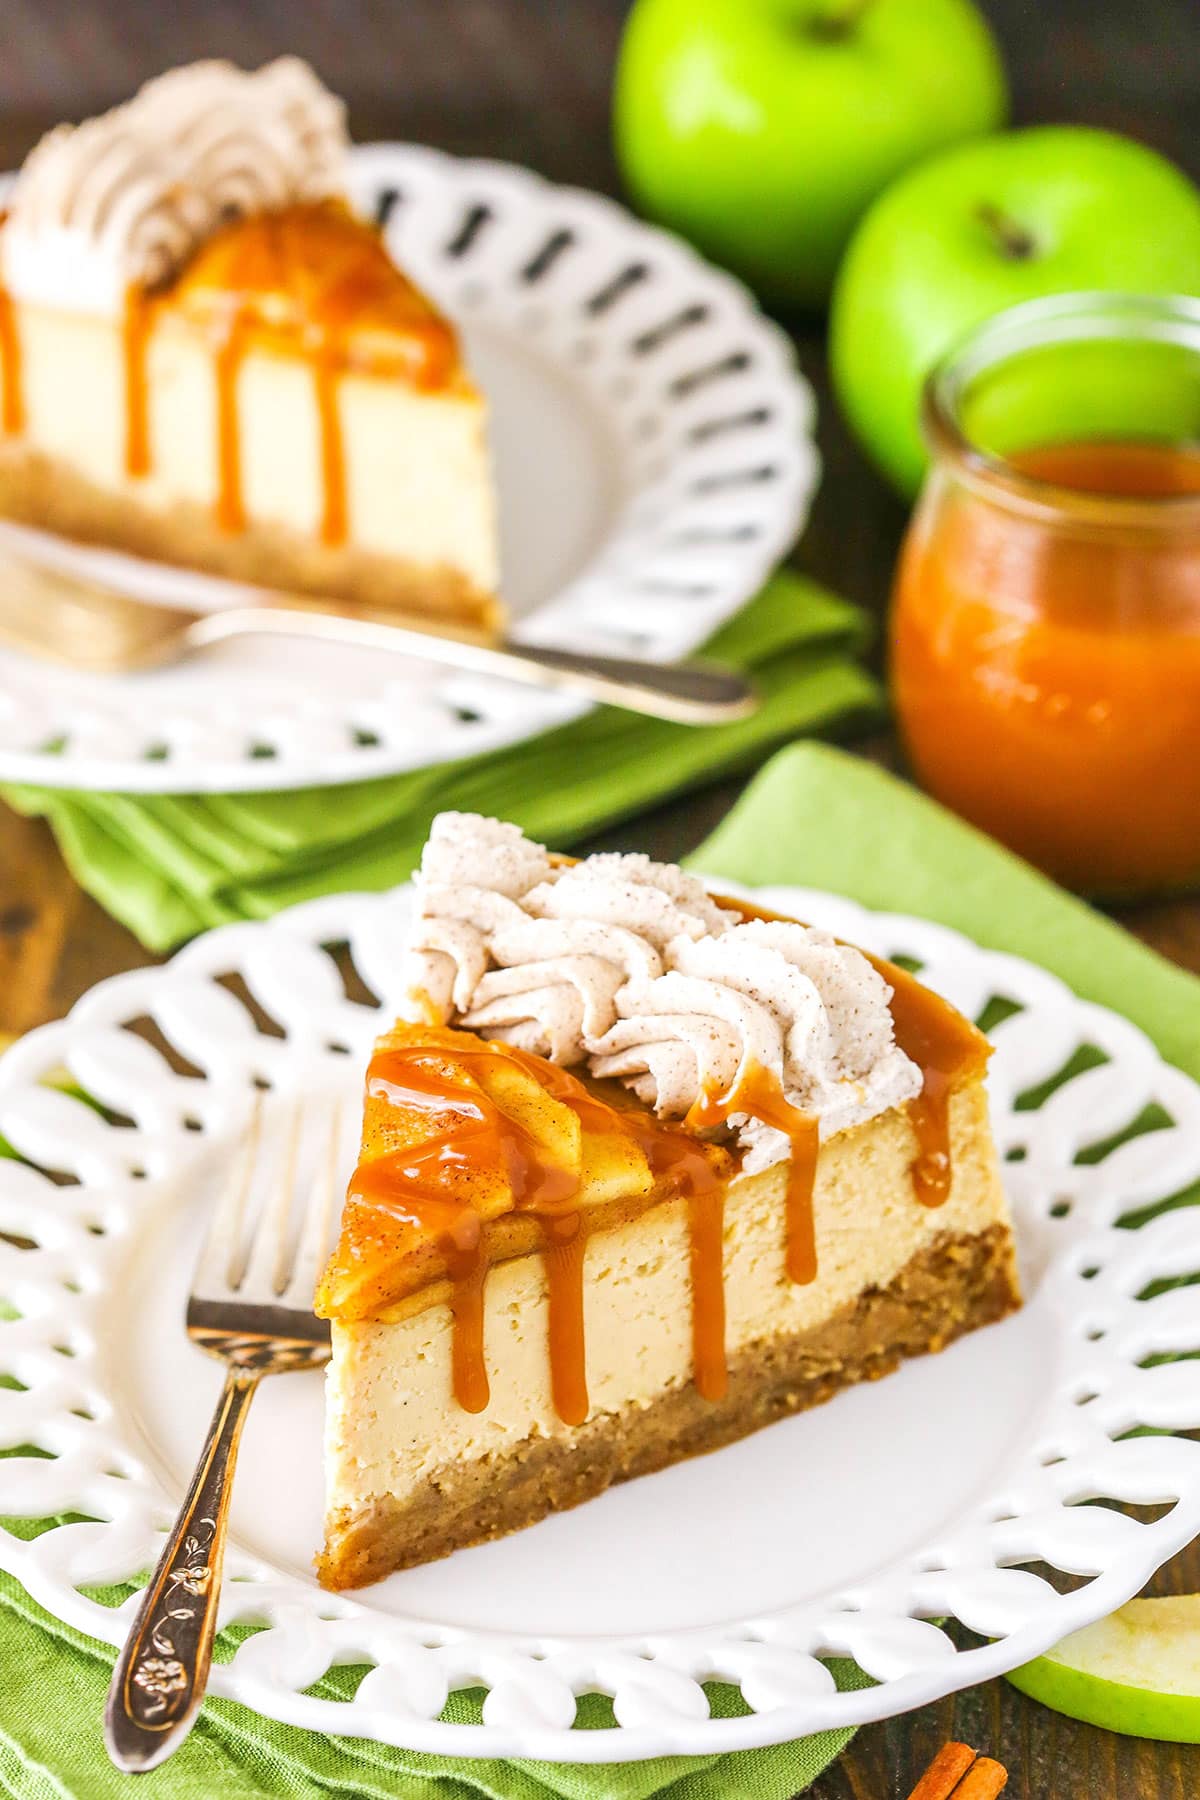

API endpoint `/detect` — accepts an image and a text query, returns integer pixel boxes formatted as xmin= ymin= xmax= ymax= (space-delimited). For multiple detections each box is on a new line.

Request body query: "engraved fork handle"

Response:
xmin=104 ymin=1366 xmax=260 ymax=1773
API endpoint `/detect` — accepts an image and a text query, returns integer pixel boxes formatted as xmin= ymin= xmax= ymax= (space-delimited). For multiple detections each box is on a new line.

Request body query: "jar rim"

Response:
xmin=921 ymin=291 xmax=1200 ymax=530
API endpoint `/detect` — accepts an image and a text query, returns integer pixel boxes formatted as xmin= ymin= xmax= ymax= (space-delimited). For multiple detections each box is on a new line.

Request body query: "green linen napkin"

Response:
xmin=2 ymin=573 xmax=882 ymax=953
xmin=689 ymin=742 xmax=1200 ymax=1083
xmin=0 ymin=1562 xmax=869 ymax=1800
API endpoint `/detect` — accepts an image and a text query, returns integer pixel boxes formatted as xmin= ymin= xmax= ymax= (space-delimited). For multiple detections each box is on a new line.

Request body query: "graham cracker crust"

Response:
xmin=318 ymin=1222 xmax=1020 ymax=1590
xmin=0 ymin=447 xmax=501 ymax=633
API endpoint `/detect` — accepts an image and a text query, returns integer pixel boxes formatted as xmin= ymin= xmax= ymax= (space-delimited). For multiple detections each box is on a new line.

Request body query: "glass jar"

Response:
xmin=892 ymin=292 xmax=1200 ymax=896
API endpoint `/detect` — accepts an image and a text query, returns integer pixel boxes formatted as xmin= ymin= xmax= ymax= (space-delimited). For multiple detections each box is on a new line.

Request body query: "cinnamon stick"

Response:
xmin=953 ymin=1758 xmax=1009 ymax=1798
xmin=904 ymin=1741 xmax=977 ymax=1800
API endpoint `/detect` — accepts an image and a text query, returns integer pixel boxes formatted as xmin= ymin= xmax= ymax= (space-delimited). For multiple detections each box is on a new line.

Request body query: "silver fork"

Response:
xmin=0 ymin=544 xmax=759 ymax=725
xmin=104 ymin=1095 xmax=346 ymax=1773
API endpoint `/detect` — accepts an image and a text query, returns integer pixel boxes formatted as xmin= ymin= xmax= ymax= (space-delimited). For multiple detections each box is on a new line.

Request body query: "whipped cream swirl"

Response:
xmin=402 ymin=814 xmax=921 ymax=1165
xmin=1 ymin=58 xmax=348 ymax=314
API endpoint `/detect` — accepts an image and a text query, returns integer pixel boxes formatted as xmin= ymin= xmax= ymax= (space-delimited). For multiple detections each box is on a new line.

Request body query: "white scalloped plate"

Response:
xmin=3 ymin=884 xmax=1200 ymax=1762
xmin=0 ymin=145 xmax=816 ymax=794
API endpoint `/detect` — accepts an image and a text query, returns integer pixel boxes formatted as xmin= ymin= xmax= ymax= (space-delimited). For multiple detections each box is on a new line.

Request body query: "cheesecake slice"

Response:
xmin=317 ymin=816 xmax=1021 ymax=1589
xmin=0 ymin=60 xmax=499 ymax=631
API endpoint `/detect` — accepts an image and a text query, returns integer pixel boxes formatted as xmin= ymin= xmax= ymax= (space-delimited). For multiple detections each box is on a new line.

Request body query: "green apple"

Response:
xmin=830 ymin=127 xmax=1200 ymax=494
xmin=613 ymin=0 xmax=1008 ymax=310
xmin=1007 ymin=1595 xmax=1200 ymax=1742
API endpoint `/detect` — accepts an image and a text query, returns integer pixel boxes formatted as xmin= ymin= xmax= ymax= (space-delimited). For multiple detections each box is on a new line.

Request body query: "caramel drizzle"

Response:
xmin=213 ymin=310 xmax=250 ymax=532
xmin=541 ymin=1212 xmax=589 ymax=1426
xmin=529 ymin=1058 xmax=731 ymax=1414
xmin=345 ymin=926 xmax=986 ymax=1428
xmin=448 ymin=1247 xmax=489 ymax=1413
xmin=0 ymin=283 xmax=23 ymax=435
xmin=686 ymin=1184 xmax=727 ymax=1402
xmin=622 ymin=1107 xmax=730 ymax=1403
xmin=0 ymin=201 xmax=451 ymax=543
xmin=350 ymin=1040 xmax=738 ymax=1420
xmin=118 ymin=284 xmax=350 ymax=541
xmin=687 ymin=1065 xmax=820 ymax=1288
xmin=866 ymin=951 xmax=982 ymax=1208
xmin=314 ymin=348 xmax=348 ymax=546
xmin=711 ymin=892 xmax=982 ymax=1214
xmin=191 ymin=197 xmax=456 ymax=546
xmin=354 ymin=1043 xmax=580 ymax=1414
xmin=123 ymin=285 xmax=152 ymax=477
xmin=0 ymin=275 xmax=337 ymax=537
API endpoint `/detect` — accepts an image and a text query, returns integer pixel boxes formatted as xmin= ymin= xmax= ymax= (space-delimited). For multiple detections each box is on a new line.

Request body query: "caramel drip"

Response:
xmin=214 ymin=309 xmax=249 ymax=533
xmin=314 ymin=348 xmax=347 ymax=546
xmin=354 ymin=1042 xmax=580 ymax=1413
xmin=623 ymin=1111 xmax=729 ymax=1401
xmin=542 ymin=1212 xmax=589 ymax=1426
xmin=686 ymin=1184 xmax=727 ymax=1401
xmin=868 ymin=954 xmax=986 ymax=1208
xmin=0 ymin=283 xmax=23 ymax=435
xmin=708 ymin=889 xmax=987 ymax=1212
xmin=687 ymin=1064 xmax=820 ymax=1287
xmin=448 ymin=1245 xmax=489 ymax=1413
xmin=178 ymin=204 xmax=458 ymax=389
xmin=123 ymin=285 xmax=152 ymax=477
xmin=520 ymin=1055 xmax=631 ymax=1426
xmin=348 ymin=1037 xmax=739 ymax=1419
xmin=121 ymin=204 xmax=464 ymax=545
xmin=907 ymin=1075 xmax=954 ymax=1206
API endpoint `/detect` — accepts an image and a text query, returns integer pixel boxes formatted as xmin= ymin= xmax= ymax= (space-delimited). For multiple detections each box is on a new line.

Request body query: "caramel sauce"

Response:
xmin=707 ymin=889 xmax=988 ymax=1215
xmin=687 ymin=1065 xmax=820 ymax=1287
xmin=0 ymin=283 xmax=22 ymax=435
xmin=174 ymin=201 xmax=457 ymax=547
xmin=541 ymin=1212 xmax=589 ymax=1426
xmin=895 ymin=437 xmax=1200 ymax=891
xmin=313 ymin=348 xmax=347 ymax=546
xmin=214 ymin=311 xmax=249 ymax=533
xmin=448 ymin=1248 xmax=489 ymax=1414
xmin=507 ymin=1052 xmax=733 ymax=1413
xmin=684 ymin=1183 xmax=728 ymax=1402
xmin=867 ymin=952 xmax=987 ymax=1207
xmin=353 ymin=1041 xmax=581 ymax=1413
xmin=0 ymin=201 xmax=459 ymax=544
xmin=122 ymin=285 xmax=152 ymax=477
xmin=622 ymin=1108 xmax=730 ymax=1402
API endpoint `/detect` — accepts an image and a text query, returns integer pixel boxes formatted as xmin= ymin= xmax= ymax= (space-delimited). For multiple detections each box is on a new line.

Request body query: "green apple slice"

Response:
xmin=1007 ymin=1595 xmax=1200 ymax=1741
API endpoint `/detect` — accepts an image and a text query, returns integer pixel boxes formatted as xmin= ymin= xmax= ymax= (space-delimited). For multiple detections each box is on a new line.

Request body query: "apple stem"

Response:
xmin=976 ymin=202 xmax=1038 ymax=261
xmin=807 ymin=0 xmax=874 ymax=42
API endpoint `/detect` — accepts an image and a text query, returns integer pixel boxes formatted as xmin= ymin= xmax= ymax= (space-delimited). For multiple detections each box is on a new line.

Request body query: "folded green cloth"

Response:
xmin=0 ymin=1559 xmax=868 ymax=1800
xmin=2 ymin=573 xmax=882 ymax=953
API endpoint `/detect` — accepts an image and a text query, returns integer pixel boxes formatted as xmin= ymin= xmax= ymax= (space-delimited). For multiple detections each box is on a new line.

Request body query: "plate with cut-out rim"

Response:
xmin=0 ymin=143 xmax=816 ymax=794
xmin=2 ymin=881 xmax=1200 ymax=1763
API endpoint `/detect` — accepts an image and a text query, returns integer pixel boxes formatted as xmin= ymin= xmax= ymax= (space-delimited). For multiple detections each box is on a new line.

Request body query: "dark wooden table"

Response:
xmin=2 ymin=2 xmax=1199 ymax=1793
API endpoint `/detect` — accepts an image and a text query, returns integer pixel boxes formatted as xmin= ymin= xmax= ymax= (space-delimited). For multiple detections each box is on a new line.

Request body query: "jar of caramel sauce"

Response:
xmin=892 ymin=293 xmax=1200 ymax=895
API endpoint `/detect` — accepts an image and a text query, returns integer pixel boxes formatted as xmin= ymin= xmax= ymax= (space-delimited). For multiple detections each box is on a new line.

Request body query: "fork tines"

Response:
xmin=187 ymin=1092 xmax=353 ymax=1350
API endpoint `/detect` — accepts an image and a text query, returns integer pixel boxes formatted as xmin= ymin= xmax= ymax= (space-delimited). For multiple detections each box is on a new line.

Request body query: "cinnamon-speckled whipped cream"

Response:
xmin=401 ymin=814 xmax=922 ymax=1166
xmin=1 ymin=58 xmax=347 ymax=314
